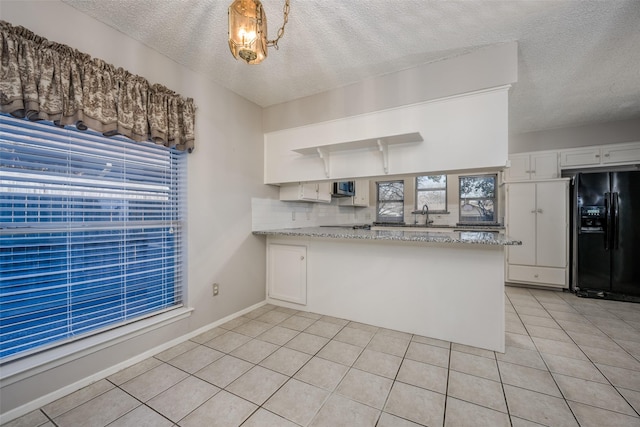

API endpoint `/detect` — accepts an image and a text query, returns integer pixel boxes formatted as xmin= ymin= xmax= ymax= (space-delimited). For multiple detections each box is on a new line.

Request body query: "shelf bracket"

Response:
xmin=316 ymin=147 xmax=330 ymax=178
xmin=377 ymin=139 xmax=389 ymax=174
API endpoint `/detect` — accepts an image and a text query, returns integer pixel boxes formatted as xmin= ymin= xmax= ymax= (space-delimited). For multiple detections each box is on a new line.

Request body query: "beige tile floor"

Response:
xmin=5 ymin=286 xmax=640 ymax=427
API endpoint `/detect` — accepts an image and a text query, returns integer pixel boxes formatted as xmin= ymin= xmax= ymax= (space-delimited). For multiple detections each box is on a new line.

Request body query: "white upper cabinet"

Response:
xmin=316 ymin=182 xmax=332 ymax=203
xmin=559 ymin=147 xmax=602 ymax=168
xmin=559 ymin=142 xmax=640 ymax=168
xmin=279 ymin=182 xmax=331 ymax=203
xmin=338 ymin=180 xmax=370 ymax=207
xmin=601 ymin=143 xmax=640 ymax=164
xmin=505 ymin=152 xmax=559 ymax=181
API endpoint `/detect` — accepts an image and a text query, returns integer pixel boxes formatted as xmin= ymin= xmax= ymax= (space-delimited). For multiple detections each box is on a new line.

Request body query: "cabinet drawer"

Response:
xmin=507 ymin=264 xmax=566 ymax=286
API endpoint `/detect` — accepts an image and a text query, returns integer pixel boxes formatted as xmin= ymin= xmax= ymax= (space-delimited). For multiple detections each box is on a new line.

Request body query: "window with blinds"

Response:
xmin=0 ymin=114 xmax=186 ymax=361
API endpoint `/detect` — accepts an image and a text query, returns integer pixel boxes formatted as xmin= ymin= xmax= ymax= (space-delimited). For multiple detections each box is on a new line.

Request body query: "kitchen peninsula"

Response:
xmin=254 ymin=227 xmax=521 ymax=352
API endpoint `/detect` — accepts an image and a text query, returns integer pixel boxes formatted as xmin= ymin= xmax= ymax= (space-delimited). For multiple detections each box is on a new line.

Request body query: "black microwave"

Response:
xmin=333 ymin=181 xmax=355 ymax=197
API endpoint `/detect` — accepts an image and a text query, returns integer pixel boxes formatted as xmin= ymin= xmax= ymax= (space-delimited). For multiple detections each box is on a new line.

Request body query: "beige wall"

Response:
xmin=509 ymin=117 xmax=640 ymax=154
xmin=1 ymin=0 xmax=277 ymax=417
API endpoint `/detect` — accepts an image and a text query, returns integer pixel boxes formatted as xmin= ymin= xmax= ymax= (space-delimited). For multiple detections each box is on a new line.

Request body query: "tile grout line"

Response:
xmin=374 ymin=331 xmax=415 ymax=426
xmin=40 ymin=409 xmax=58 ymax=427
xmin=491 ymin=308 xmax=513 ymax=427
xmin=441 ymin=340 xmax=452 ymax=427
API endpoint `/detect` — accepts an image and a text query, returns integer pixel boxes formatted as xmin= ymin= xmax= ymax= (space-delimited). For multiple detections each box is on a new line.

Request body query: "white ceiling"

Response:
xmin=62 ymin=0 xmax=640 ymax=135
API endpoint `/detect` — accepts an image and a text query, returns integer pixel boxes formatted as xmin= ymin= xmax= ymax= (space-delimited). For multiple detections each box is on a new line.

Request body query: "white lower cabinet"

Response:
xmin=506 ymin=179 xmax=569 ymax=288
xmin=267 ymin=243 xmax=307 ymax=305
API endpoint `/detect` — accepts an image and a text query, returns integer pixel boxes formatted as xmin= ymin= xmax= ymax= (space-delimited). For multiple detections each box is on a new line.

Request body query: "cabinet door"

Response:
xmin=300 ymin=183 xmax=319 ymax=201
xmin=353 ymin=179 xmax=370 ymax=206
xmin=316 ymin=182 xmax=332 ymax=203
xmin=505 ymin=154 xmax=531 ymax=181
xmin=268 ymin=244 xmax=307 ymax=304
xmin=338 ymin=180 xmax=370 ymax=206
xmin=530 ymin=153 xmax=559 ymax=180
xmin=506 ymin=183 xmax=537 ymax=265
xmin=535 ymin=181 xmax=568 ymax=268
xmin=602 ymin=143 xmax=640 ymax=164
xmin=559 ymin=148 xmax=601 ymax=167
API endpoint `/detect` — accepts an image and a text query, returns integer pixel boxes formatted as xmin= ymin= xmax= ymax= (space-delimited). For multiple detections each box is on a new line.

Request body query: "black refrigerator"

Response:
xmin=574 ymin=171 xmax=640 ymax=300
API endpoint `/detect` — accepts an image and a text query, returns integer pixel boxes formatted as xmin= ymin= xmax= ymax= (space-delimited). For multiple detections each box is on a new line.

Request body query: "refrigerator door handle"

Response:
xmin=613 ymin=192 xmax=620 ymax=250
xmin=604 ymin=192 xmax=611 ymax=251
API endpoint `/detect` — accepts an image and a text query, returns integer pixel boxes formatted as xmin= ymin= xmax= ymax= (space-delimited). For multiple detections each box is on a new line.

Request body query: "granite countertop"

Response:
xmin=373 ymin=223 xmax=505 ymax=231
xmin=253 ymin=226 xmax=522 ymax=246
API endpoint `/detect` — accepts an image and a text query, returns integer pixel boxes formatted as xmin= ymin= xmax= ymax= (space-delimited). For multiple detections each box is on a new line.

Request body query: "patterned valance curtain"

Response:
xmin=0 ymin=20 xmax=196 ymax=152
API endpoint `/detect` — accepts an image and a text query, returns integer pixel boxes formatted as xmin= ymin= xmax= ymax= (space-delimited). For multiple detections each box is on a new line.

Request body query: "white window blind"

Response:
xmin=0 ymin=114 xmax=186 ymax=361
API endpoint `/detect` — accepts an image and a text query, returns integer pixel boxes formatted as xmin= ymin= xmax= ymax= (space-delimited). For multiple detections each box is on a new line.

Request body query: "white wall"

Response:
xmin=263 ymin=42 xmax=518 ymax=133
xmin=510 ymin=117 xmax=640 ymax=154
xmin=264 ymin=87 xmax=510 ymax=184
xmin=0 ymin=0 xmax=277 ymax=416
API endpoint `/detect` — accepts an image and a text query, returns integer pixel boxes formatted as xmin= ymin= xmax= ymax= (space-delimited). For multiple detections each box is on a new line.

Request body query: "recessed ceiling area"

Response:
xmin=61 ymin=0 xmax=640 ymax=135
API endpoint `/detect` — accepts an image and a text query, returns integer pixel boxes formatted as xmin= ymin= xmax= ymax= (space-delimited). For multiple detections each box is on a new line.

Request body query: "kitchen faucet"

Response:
xmin=422 ymin=204 xmax=434 ymax=226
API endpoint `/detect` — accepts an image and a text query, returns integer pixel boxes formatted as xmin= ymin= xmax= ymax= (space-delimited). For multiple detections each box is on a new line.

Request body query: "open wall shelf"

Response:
xmin=292 ymin=132 xmax=423 ymax=178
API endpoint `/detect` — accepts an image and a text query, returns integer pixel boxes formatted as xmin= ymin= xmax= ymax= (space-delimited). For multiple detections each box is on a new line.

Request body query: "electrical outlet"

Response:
xmin=212 ymin=283 xmax=219 ymax=296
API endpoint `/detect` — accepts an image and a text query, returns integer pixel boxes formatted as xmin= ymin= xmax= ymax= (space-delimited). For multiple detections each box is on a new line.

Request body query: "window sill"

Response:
xmin=0 ymin=307 xmax=193 ymax=386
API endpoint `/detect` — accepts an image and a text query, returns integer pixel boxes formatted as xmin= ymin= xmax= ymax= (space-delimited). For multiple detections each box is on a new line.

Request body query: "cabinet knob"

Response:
xmin=531 ymin=210 xmax=537 ymax=213
xmin=534 ymin=274 xmax=539 ymax=278
xmin=595 ymin=154 xmax=600 ymax=158
xmin=537 ymin=209 xmax=543 ymax=214
xmin=300 ymin=256 xmax=305 ymax=261
xmin=604 ymin=153 xmax=610 ymax=157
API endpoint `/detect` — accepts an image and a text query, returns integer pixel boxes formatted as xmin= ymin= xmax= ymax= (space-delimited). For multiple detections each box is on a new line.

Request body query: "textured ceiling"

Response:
xmin=62 ymin=0 xmax=640 ymax=135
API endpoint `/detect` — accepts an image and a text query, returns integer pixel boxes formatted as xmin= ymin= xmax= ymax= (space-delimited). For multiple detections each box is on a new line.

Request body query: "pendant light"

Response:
xmin=228 ymin=0 xmax=290 ymax=64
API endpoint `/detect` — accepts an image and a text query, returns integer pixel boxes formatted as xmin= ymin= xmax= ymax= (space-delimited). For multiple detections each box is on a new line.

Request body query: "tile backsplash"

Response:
xmin=252 ymin=198 xmax=375 ymax=231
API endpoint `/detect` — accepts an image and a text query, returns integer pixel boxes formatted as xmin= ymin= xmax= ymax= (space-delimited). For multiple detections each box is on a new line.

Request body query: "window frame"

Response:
xmin=376 ymin=180 xmax=405 ymax=223
xmin=0 ymin=114 xmax=188 ymax=363
xmin=415 ymin=175 xmax=447 ymax=213
xmin=458 ymin=173 xmax=498 ymax=224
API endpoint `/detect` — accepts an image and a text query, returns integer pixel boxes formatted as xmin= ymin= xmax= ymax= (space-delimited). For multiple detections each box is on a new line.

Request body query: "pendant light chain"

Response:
xmin=266 ymin=0 xmax=290 ymax=49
